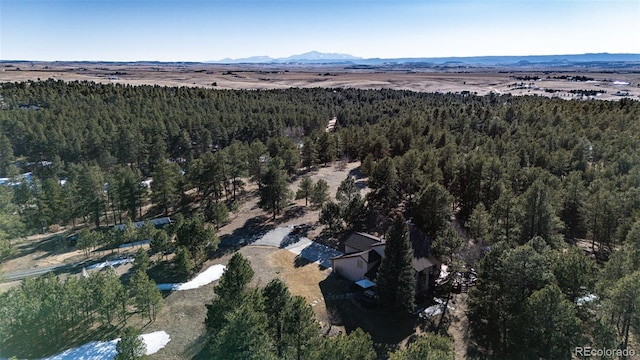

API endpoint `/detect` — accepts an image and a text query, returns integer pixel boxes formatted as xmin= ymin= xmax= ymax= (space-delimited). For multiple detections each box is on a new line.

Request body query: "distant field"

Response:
xmin=1 ymin=62 xmax=639 ymax=100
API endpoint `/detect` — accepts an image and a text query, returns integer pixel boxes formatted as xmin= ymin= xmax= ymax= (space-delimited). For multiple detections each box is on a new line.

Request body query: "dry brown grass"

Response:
xmin=2 ymin=62 xmax=638 ymax=100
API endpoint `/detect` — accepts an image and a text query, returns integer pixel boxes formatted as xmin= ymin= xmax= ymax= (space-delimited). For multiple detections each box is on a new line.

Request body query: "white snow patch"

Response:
xmin=614 ymin=81 xmax=630 ymax=85
xmin=40 ymin=330 xmax=170 ymax=360
xmin=576 ymin=293 xmax=597 ymax=306
xmin=140 ymin=331 xmax=171 ymax=355
xmin=157 ymin=264 xmax=226 ymax=291
xmin=86 ymin=258 xmax=134 ymax=270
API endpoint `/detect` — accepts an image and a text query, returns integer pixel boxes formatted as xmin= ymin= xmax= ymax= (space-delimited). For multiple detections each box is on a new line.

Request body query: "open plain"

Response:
xmin=1 ymin=62 xmax=639 ymax=100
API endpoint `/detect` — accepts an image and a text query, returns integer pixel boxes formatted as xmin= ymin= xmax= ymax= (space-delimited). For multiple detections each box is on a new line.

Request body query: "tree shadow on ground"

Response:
xmin=1 ymin=319 xmax=123 ymax=359
xmin=146 ymin=260 xmax=189 ymax=284
xmin=275 ymin=205 xmax=307 ymax=225
xmin=313 ymin=228 xmax=347 ymax=251
xmin=2 ymin=232 xmax=71 ymax=263
xmin=293 ymin=254 xmax=314 ymax=268
xmin=348 ymin=165 xmax=363 ymax=179
xmin=188 ymin=332 xmax=213 ymax=360
xmin=319 ymin=274 xmax=418 ymax=350
xmin=215 ymin=215 xmax=273 ymax=257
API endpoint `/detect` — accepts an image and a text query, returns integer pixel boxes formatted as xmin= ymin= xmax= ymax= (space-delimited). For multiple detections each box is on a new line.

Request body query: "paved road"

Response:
xmin=1 ymin=258 xmax=114 ymax=282
xmin=253 ymin=226 xmax=343 ymax=268
xmin=2 ymin=263 xmax=77 ymax=282
xmin=3 ymin=225 xmax=342 ymax=282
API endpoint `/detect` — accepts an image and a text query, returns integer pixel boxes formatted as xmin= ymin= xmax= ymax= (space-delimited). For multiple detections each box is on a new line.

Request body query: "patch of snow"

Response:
xmin=613 ymin=81 xmax=630 ymax=85
xmin=86 ymin=258 xmax=134 ymax=270
xmin=576 ymin=293 xmax=597 ymax=306
xmin=40 ymin=330 xmax=170 ymax=360
xmin=42 ymin=339 xmax=118 ymax=360
xmin=140 ymin=331 xmax=171 ymax=355
xmin=157 ymin=264 xmax=226 ymax=291
xmin=420 ymin=304 xmax=444 ymax=318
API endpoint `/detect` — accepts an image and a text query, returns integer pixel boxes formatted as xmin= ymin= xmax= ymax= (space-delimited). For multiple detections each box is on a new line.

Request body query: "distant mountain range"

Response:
xmin=208 ymin=52 xmax=640 ymax=66
xmin=211 ymin=51 xmax=361 ymax=64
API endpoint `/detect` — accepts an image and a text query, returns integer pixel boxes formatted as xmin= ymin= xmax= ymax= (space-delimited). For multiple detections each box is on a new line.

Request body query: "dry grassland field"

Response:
xmin=1 ymin=62 xmax=639 ymax=100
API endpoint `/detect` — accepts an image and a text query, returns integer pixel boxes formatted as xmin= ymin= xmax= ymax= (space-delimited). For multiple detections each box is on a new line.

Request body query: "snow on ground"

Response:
xmin=576 ymin=293 xmax=597 ymax=306
xmin=157 ymin=264 xmax=226 ymax=291
xmin=140 ymin=331 xmax=171 ymax=355
xmin=86 ymin=258 xmax=134 ymax=270
xmin=41 ymin=330 xmax=170 ymax=360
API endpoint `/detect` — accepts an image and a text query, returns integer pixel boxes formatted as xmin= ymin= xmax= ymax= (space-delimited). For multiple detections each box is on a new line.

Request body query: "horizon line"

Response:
xmin=2 ymin=52 xmax=640 ymax=64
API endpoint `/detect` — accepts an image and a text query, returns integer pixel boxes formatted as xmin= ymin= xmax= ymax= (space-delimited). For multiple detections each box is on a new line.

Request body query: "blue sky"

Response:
xmin=1 ymin=0 xmax=638 ymax=61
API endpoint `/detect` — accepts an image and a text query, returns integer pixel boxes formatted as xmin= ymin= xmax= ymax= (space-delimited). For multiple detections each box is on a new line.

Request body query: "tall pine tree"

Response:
xmin=377 ymin=215 xmax=415 ymax=312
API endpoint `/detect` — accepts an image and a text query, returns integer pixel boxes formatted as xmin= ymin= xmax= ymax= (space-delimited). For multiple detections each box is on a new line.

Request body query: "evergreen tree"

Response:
xmin=204 ymin=200 xmax=229 ymax=230
xmin=150 ymin=159 xmax=180 ymax=216
xmin=317 ymin=132 xmax=336 ymax=166
xmin=175 ymin=215 xmax=218 ymax=262
xmin=283 ymin=296 xmax=320 ymax=360
xmin=377 ymin=215 xmax=415 ymax=312
xmin=336 ymin=175 xmax=359 ymax=207
xmin=490 ymin=184 xmax=520 ymax=244
xmin=258 ymin=161 xmax=292 ymax=219
xmin=134 ymin=248 xmax=151 ymax=273
xmin=247 ymin=139 xmax=268 ymax=186
xmin=209 ymin=295 xmax=276 ymax=360
xmin=224 ymin=140 xmax=247 ymax=200
xmin=0 ymin=133 xmax=14 ymax=177
xmin=174 ymin=246 xmax=193 ymax=276
xmin=366 ymin=156 xmax=399 ymax=212
xmin=295 ymin=176 xmax=314 ymax=207
xmin=129 ymin=270 xmax=163 ymax=322
xmin=395 ymin=149 xmax=424 ymax=203
xmin=388 ymin=333 xmax=455 ymax=360
xmin=77 ymin=164 xmax=105 ymax=227
xmin=522 ymin=284 xmax=582 ymax=360
xmin=319 ymin=201 xmax=343 ymax=233
xmin=552 ymin=247 xmax=596 ymax=303
xmin=205 ymin=253 xmax=255 ymax=334
xmin=560 ymin=171 xmax=587 ymax=239
xmin=150 ymin=229 xmax=171 ymax=259
xmin=412 ymin=181 xmax=453 ymax=237
xmin=115 ymin=327 xmax=147 ymax=360
xmin=310 ymin=179 xmax=329 ymax=208
xmin=518 ymin=178 xmax=562 ymax=246
xmin=360 ymin=154 xmax=374 ymax=178
xmin=317 ymin=328 xmax=376 ymax=360
xmin=262 ymin=279 xmax=292 ymax=357
xmin=301 ymin=136 xmax=317 ymax=171
xmin=342 ymin=193 xmax=367 ymax=231
xmin=467 ymin=202 xmax=491 ymax=243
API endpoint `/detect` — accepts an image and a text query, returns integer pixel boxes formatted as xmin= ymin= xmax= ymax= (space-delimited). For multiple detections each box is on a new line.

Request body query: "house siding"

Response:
xmin=333 ymin=255 xmax=368 ymax=282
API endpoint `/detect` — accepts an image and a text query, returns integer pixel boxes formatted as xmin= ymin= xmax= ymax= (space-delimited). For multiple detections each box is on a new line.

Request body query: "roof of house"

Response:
xmin=331 ymin=248 xmax=381 ymax=263
xmin=344 ymin=232 xmax=382 ymax=253
xmin=412 ymin=256 xmax=441 ymax=272
xmin=113 ymin=217 xmax=173 ymax=231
